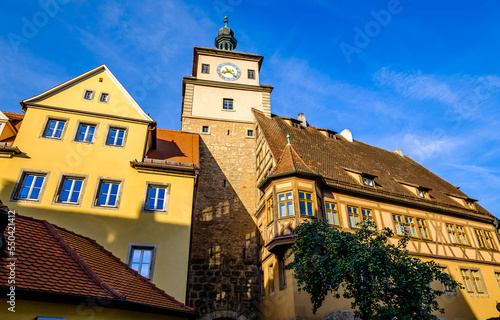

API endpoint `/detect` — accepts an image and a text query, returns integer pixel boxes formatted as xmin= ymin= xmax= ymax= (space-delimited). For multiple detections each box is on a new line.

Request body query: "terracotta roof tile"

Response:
xmin=254 ymin=111 xmax=493 ymax=219
xmin=147 ymin=128 xmax=199 ymax=165
xmin=0 ymin=213 xmax=194 ymax=314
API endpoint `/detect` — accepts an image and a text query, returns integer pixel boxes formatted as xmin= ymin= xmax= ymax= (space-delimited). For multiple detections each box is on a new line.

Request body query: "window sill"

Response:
xmin=92 ymin=205 xmax=119 ymax=210
xmin=143 ymin=209 xmax=168 ymax=214
xmin=40 ymin=136 xmax=63 ymax=141
xmin=10 ymin=198 xmax=42 ymax=204
xmin=73 ymin=140 xmax=95 ymax=145
xmin=221 ymin=109 xmax=236 ymax=112
xmin=52 ymin=201 xmax=82 ymax=208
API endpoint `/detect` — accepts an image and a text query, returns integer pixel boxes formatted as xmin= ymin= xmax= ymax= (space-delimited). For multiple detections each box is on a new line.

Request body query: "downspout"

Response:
xmin=185 ymin=167 xmax=200 ymax=305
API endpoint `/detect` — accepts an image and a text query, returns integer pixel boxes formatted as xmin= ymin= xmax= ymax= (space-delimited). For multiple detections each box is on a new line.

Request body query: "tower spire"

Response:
xmin=215 ymin=14 xmax=237 ymax=51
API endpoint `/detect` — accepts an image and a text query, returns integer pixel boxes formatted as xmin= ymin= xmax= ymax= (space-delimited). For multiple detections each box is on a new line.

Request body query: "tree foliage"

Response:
xmin=287 ymin=221 xmax=461 ymax=320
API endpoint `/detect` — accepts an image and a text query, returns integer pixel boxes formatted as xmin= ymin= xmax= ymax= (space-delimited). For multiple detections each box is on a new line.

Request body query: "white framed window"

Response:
xmin=143 ymin=183 xmax=170 ymax=213
xmin=83 ymin=90 xmax=94 ymax=100
xmin=99 ymin=92 xmax=109 ymax=103
xmin=106 ymin=127 xmax=126 ymax=146
xmin=223 ymin=98 xmax=233 ymax=110
xmin=201 ymin=125 xmax=210 ymax=134
xmin=248 ymin=69 xmax=255 ymax=79
xmin=127 ymin=244 xmax=156 ymax=280
xmin=75 ymin=123 xmax=96 ymax=143
xmin=43 ymin=119 xmax=66 ymax=139
xmin=14 ymin=172 xmax=47 ymax=201
xmin=56 ymin=176 xmax=85 ymax=204
xmin=95 ymin=180 xmax=122 ymax=208
xmin=247 ymin=129 xmax=254 ymax=137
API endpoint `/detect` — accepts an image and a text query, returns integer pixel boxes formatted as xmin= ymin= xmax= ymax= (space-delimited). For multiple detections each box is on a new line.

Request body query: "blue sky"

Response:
xmin=1 ymin=1 xmax=500 ymax=217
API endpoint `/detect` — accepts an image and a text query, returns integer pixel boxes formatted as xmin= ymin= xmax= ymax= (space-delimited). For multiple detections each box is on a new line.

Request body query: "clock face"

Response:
xmin=216 ymin=62 xmax=241 ymax=81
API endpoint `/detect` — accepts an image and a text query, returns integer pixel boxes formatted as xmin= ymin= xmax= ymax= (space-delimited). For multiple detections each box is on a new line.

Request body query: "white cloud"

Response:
xmin=373 ymin=67 xmax=459 ymax=105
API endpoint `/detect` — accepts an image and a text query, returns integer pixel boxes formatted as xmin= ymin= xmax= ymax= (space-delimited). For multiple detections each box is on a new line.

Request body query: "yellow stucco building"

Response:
xmin=0 ymin=65 xmax=199 ymax=303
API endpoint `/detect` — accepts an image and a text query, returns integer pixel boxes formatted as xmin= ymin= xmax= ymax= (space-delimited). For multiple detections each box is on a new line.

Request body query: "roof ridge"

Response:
xmin=51 ymin=223 xmax=193 ymax=311
xmin=42 ymin=220 xmax=125 ymax=300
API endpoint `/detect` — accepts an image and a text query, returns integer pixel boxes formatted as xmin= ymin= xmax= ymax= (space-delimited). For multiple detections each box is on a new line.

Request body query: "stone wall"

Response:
xmin=182 ymin=117 xmax=261 ymax=319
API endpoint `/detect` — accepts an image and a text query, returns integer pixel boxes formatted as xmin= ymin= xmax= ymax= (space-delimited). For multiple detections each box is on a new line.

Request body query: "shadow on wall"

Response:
xmin=189 ymin=138 xmax=261 ymax=320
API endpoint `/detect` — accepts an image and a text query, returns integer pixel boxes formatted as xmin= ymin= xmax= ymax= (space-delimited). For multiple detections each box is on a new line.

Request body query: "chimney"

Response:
xmin=297 ymin=113 xmax=307 ymax=128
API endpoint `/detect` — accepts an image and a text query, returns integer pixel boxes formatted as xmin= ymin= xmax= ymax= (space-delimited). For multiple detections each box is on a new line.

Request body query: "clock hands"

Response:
xmin=222 ymin=68 xmax=236 ymax=77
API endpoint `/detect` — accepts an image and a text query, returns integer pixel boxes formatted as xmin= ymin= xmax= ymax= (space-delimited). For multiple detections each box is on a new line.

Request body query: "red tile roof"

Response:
xmin=147 ymin=128 xmax=199 ymax=166
xmin=254 ymin=111 xmax=494 ymax=220
xmin=0 ymin=212 xmax=194 ymax=316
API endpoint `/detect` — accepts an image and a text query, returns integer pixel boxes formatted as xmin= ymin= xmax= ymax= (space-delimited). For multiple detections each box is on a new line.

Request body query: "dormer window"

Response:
xmin=418 ymin=188 xmax=430 ymax=199
xmin=362 ymin=176 xmax=374 ymax=187
xmin=466 ymin=201 xmax=475 ymax=210
xmin=292 ymin=122 xmax=299 ymax=128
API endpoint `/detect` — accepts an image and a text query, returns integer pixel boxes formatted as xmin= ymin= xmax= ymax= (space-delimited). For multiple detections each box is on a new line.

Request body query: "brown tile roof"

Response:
xmin=254 ymin=111 xmax=493 ymax=220
xmin=272 ymin=144 xmax=316 ymax=176
xmin=147 ymin=128 xmax=199 ymax=166
xmin=0 ymin=213 xmax=194 ymax=315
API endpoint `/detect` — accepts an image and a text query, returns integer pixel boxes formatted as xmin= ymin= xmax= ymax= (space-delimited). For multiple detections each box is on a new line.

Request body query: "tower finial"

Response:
xmin=215 ymin=13 xmax=237 ymax=51
xmin=286 ymin=134 xmax=291 ymax=146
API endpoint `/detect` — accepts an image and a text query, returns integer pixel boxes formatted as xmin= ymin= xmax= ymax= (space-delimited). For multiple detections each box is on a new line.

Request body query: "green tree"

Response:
xmin=287 ymin=221 xmax=460 ymax=320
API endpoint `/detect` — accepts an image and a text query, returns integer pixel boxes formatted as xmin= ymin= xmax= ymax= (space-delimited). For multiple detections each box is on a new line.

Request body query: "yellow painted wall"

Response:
xmin=34 ymin=69 xmax=149 ymax=121
xmin=0 ymin=68 xmax=195 ymax=302
xmin=0 ymin=298 xmax=188 ymax=320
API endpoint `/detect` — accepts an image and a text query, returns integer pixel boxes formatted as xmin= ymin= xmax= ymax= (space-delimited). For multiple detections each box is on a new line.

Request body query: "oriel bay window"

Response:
xmin=278 ymin=192 xmax=294 ymax=217
xmin=299 ymin=191 xmax=314 ymax=216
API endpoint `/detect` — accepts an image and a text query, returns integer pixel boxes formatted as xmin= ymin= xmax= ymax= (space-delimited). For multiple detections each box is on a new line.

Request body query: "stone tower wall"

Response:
xmin=182 ymin=117 xmax=261 ymax=319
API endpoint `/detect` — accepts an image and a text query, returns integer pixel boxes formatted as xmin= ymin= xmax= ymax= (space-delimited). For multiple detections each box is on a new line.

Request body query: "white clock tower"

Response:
xmin=181 ymin=16 xmax=272 ymax=320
